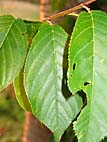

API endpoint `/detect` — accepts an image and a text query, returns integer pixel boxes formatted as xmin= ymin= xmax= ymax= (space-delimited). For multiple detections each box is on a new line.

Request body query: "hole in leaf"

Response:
xmin=73 ymin=63 xmax=76 ymax=71
xmin=84 ymin=82 xmax=91 ymax=86
xmin=78 ymin=90 xmax=87 ymax=108
xmin=22 ymin=32 xmax=27 ymax=35
xmin=73 ymin=90 xmax=87 ymax=121
xmin=62 ymin=36 xmax=72 ymax=99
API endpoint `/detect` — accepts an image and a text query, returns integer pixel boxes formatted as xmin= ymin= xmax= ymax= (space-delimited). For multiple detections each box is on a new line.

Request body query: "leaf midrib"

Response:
xmin=85 ymin=12 xmax=95 ymax=141
xmin=0 ymin=18 xmax=15 ymax=48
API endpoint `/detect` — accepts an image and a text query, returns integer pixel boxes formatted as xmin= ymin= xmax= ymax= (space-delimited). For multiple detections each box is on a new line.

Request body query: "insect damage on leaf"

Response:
xmin=83 ymin=81 xmax=91 ymax=86
xmin=73 ymin=63 xmax=77 ymax=71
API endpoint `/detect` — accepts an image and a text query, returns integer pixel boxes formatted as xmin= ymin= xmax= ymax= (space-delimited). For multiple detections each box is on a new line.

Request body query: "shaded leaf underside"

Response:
xmin=68 ymin=11 xmax=107 ymax=142
xmin=24 ymin=24 xmax=82 ymax=142
xmin=14 ymin=69 xmax=31 ymax=111
xmin=14 ymin=21 xmax=42 ymax=112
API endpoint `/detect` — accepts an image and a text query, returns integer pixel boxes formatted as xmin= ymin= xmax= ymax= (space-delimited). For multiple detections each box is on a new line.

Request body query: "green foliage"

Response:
xmin=13 ymin=21 xmax=42 ymax=112
xmin=0 ymin=9 xmax=107 ymax=142
xmin=68 ymin=11 xmax=107 ymax=142
xmin=24 ymin=23 xmax=82 ymax=142
xmin=14 ymin=69 xmax=31 ymax=111
xmin=0 ymin=93 xmax=24 ymax=141
xmin=0 ymin=15 xmax=27 ymax=91
xmin=24 ymin=20 xmax=42 ymax=39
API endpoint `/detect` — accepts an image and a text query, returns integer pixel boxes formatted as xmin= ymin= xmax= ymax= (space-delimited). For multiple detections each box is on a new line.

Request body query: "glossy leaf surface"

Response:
xmin=68 ymin=11 xmax=107 ymax=142
xmin=0 ymin=15 xmax=27 ymax=91
xmin=24 ymin=24 xmax=82 ymax=142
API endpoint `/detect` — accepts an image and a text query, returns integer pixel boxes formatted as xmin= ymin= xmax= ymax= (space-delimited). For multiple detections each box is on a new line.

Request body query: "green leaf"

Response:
xmin=24 ymin=20 xmax=42 ymax=40
xmin=13 ymin=20 xmax=41 ymax=112
xmin=14 ymin=68 xmax=31 ymax=111
xmin=24 ymin=23 xmax=82 ymax=142
xmin=0 ymin=15 xmax=27 ymax=91
xmin=68 ymin=11 xmax=107 ymax=142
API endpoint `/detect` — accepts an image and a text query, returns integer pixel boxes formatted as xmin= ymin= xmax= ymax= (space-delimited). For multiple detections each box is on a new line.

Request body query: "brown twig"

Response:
xmin=43 ymin=0 xmax=96 ymax=21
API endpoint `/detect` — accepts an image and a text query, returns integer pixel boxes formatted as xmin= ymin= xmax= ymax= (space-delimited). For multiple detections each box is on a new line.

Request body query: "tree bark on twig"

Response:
xmin=22 ymin=112 xmax=50 ymax=142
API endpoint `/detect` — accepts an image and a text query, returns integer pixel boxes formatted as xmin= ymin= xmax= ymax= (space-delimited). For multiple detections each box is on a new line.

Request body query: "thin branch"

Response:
xmin=43 ymin=0 xmax=96 ymax=21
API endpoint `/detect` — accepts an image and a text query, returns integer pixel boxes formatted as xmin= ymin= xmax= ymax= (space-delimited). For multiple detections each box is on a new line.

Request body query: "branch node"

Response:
xmin=42 ymin=0 xmax=96 ymax=21
xmin=80 ymin=4 xmax=91 ymax=13
xmin=46 ymin=20 xmax=52 ymax=25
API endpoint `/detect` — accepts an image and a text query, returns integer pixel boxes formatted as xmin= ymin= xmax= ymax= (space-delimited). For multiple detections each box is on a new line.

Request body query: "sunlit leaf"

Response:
xmin=0 ymin=15 xmax=27 ymax=91
xmin=24 ymin=23 xmax=82 ymax=142
xmin=68 ymin=11 xmax=107 ymax=142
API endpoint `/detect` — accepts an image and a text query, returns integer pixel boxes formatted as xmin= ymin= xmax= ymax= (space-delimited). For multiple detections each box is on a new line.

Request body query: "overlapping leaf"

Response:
xmin=68 ymin=11 xmax=107 ymax=142
xmin=24 ymin=20 xmax=42 ymax=40
xmin=0 ymin=15 xmax=27 ymax=91
xmin=14 ymin=68 xmax=31 ymax=111
xmin=14 ymin=21 xmax=42 ymax=111
xmin=24 ymin=23 xmax=82 ymax=142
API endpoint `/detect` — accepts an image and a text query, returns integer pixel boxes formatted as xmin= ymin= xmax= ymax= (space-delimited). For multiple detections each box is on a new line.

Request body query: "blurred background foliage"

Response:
xmin=0 ymin=0 xmax=107 ymax=142
xmin=0 ymin=0 xmax=40 ymax=20
xmin=0 ymin=85 xmax=24 ymax=142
